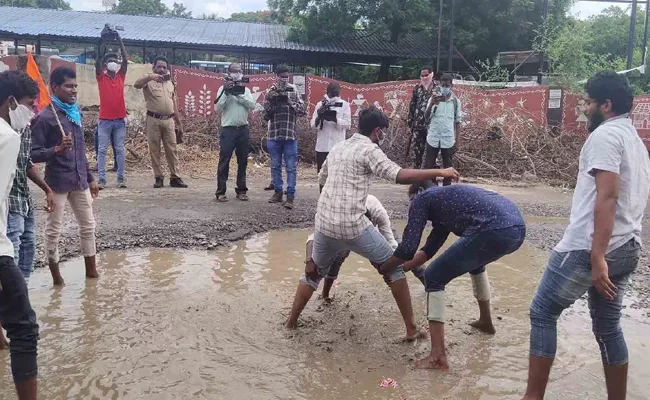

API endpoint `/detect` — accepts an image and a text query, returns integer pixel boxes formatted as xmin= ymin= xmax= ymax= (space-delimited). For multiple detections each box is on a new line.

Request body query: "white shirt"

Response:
xmin=308 ymin=194 xmax=398 ymax=249
xmin=555 ymin=115 xmax=650 ymax=254
xmin=316 ymin=133 xmax=402 ymax=240
xmin=0 ymin=118 xmax=21 ymax=257
xmin=310 ymin=96 xmax=352 ymax=152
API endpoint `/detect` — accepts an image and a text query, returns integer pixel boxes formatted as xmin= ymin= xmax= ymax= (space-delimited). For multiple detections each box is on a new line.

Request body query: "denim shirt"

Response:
xmin=30 ymin=106 xmax=94 ymax=193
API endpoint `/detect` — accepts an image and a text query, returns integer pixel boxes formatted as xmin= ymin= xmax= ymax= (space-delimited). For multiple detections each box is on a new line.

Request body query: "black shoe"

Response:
xmin=154 ymin=177 xmax=164 ymax=188
xmin=268 ymin=192 xmax=283 ymax=203
xmin=264 ymin=182 xmax=275 ymax=191
xmin=170 ymin=177 xmax=188 ymax=188
xmin=283 ymin=196 xmax=294 ymax=209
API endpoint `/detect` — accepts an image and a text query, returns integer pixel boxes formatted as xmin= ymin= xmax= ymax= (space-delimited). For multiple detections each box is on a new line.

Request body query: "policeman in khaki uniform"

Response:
xmin=134 ymin=56 xmax=188 ymax=188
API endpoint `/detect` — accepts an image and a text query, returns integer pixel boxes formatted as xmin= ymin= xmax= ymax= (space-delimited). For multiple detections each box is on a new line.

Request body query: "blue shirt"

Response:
xmin=394 ymin=185 xmax=525 ymax=260
xmin=427 ymin=95 xmax=461 ymax=149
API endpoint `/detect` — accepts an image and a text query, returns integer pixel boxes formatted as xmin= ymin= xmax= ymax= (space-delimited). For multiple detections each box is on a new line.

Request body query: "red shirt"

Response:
xmin=97 ymin=71 xmax=127 ymax=120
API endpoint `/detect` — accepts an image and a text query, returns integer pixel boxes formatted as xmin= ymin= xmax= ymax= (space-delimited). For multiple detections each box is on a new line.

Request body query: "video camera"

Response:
xmin=225 ymin=75 xmax=250 ymax=95
xmin=316 ymin=98 xmax=343 ymax=128
xmin=100 ymin=24 xmax=124 ymax=43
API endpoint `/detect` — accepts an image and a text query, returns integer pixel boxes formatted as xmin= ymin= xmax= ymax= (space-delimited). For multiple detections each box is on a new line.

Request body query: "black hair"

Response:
xmin=327 ymin=82 xmax=340 ymax=96
xmin=0 ymin=71 xmax=27 ymax=105
xmin=275 ymin=64 xmax=290 ymax=75
xmin=50 ymin=67 xmax=76 ymax=86
xmin=585 ymin=71 xmax=634 ymax=115
xmin=153 ymin=56 xmax=169 ymax=67
xmin=421 ymin=65 xmax=433 ymax=73
xmin=407 ymin=180 xmax=435 ymax=198
xmin=103 ymin=53 xmax=119 ymax=63
xmin=14 ymin=71 xmax=39 ymax=100
xmin=358 ymin=107 xmax=389 ymax=136
xmin=440 ymin=73 xmax=453 ymax=84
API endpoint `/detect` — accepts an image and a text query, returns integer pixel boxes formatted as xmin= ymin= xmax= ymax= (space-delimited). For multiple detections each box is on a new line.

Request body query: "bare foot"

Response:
xmin=285 ymin=320 xmax=297 ymax=330
xmin=469 ymin=319 xmax=496 ymax=334
xmin=85 ymin=270 xmax=99 ymax=279
xmin=414 ymin=353 xmax=449 ymax=370
xmin=52 ymin=276 xmax=65 ymax=286
xmin=405 ymin=327 xmax=428 ymax=342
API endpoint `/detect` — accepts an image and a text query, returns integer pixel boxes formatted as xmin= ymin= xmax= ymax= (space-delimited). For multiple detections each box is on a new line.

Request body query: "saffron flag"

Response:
xmin=26 ymin=52 xmax=51 ymax=110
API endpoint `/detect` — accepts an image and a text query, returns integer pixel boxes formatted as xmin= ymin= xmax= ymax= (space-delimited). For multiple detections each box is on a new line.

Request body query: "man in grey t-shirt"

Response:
xmin=522 ymin=72 xmax=650 ymax=400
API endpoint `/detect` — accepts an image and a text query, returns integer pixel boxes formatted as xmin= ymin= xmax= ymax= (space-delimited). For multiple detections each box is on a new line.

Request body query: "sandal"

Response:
xmin=236 ymin=193 xmax=249 ymax=201
xmin=216 ymin=195 xmax=229 ymax=202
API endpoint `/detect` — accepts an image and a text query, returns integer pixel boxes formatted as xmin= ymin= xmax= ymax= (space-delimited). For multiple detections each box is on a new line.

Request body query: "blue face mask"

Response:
xmin=440 ymin=87 xmax=451 ymax=96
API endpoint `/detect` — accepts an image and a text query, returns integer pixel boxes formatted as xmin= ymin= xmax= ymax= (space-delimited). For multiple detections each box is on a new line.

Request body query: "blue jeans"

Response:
xmin=97 ymin=119 xmax=126 ymax=181
xmin=529 ymin=239 xmax=640 ymax=366
xmin=424 ymin=226 xmax=526 ymax=292
xmin=302 ymin=226 xmax=404 ymax=290
xmin=267 ymin=139 xmax=297 ymax=197
xmin=0 ymin=256 xmax=39 ymax=382
xmin=6 ymin=212 xmax=36 ymax=279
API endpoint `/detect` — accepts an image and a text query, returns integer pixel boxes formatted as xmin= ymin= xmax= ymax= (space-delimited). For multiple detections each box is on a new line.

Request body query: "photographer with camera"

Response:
xmin=263 ymin=65 xmax=306 ymax=209
xmin=95 ymin=26 xmax=128 ymax=190
xmin=310 ymin=82 xmax=351 ymax=191
xmin=134 ymin=56 xmax=187 ymax=189
xmin=214 ymin=63 xmax=256 ymax=202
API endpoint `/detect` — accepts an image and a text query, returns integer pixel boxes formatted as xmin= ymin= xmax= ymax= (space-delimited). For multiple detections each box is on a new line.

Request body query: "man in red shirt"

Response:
xmin=95 ymin=32 xmax=128 ymax=189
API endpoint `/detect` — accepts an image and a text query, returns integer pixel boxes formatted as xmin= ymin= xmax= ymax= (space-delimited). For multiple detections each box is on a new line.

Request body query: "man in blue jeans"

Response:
xmin=95 ymin=30 xmax=129 ymax=189
xmin=522 ymin=72 xmax=650 ymax=400
xmin=7 ymin=71 xmax=55 ymax=282
xmin=0 ymin=70 xmax=40 ymax=400
xmin=263 ymin=65 xmax=306 ymax=209
xmin=380 ymin=182 xmax=526 ymax=369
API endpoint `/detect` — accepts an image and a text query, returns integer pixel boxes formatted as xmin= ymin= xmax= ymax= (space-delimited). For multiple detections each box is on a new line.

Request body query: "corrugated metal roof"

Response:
xmin=0 ymin=6 xmax=434 ymax=59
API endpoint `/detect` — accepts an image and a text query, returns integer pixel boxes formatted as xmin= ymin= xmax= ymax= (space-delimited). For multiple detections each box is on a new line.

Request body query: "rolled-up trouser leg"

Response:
xmin=427 ymin=291 xmax=446 ymax=322
xmin=471 ymin=271 xmax=491 ymax=301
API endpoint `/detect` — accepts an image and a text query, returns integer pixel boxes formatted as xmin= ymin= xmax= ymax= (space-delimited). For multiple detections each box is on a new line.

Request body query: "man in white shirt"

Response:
xmin=310 ymin=82 xmax=352 ymax=191
xmin=303 ymin=194 xmax=426 ymax=300
xmin=523 ymin=71 xmax=650 ymax=400
xmin=285 ymin=107 xmax=459 ymax=341
xmin=0 ymin=70 xmax=40 ymax=400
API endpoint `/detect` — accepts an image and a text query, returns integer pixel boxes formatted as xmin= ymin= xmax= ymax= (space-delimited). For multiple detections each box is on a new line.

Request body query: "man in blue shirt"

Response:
xmin=380 ymin=182 xmax=526 ymax=370
xmin=423 ymin=74 xmax=461 ymax=186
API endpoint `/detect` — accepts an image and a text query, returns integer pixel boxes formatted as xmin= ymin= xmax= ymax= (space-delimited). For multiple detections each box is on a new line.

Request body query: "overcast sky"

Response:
xmin=68 ymin=0 xmax=628 ymax=20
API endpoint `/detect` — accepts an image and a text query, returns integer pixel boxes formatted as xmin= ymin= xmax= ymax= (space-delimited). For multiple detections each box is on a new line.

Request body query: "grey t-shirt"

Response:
xmin=555 ymin=115 xmax=650 ymax=253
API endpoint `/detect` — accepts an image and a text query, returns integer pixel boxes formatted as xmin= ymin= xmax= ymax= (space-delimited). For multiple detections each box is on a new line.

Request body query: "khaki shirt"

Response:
xmin=143 ymin=79 xmax=176 ymax=116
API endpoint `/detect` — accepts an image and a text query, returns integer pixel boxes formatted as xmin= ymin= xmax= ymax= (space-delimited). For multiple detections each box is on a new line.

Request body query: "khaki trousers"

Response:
xmin=46 ymin=189 xmax=96 ymax=264
xmin=146 ymin=116 xmax=180 ymax=178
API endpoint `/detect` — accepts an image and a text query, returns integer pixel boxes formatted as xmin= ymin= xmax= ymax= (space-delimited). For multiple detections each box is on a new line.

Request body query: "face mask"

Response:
xmin=440 ymin=87 xmax=451 ymax=96
xmin=106 ymin=62 xmax=120 ymax=72
xmin=377 ymin=129 xmax=386 ymax=147
xmin=230 ymin=72 xmax=243 ymax=81
xmin=9 ymin=100 xmax=35 ymax=131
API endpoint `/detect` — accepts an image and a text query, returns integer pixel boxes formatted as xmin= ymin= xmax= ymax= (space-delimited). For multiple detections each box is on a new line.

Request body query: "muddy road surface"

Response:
xmin=0 ymin=172 xmax=648 ymax=399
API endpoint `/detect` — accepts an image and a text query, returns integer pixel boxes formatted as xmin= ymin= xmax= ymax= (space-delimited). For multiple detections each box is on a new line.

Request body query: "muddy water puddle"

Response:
xmin=1 ymin=227 xmax=649 ymax=399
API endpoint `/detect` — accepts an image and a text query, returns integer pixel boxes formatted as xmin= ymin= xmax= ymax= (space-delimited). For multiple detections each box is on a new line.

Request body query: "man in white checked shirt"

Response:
xmin=285 ymin=107 xmax=459 ymax=340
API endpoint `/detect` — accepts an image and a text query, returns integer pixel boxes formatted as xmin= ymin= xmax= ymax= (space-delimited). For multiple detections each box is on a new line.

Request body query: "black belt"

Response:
xmin=223 ymin=125 xmax=249 ymax=130
xmin=147 ymin=111 xmax=174 ymax=120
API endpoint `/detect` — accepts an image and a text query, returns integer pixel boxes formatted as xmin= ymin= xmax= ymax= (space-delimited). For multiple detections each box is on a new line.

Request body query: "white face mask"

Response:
xmin=230 ymin=72 xmax=243 ymax=81
xmin=106 ymin=62 xmax=120 ymax=72
xmin=377 ymin=129 xmax=386 ymax=147
xmin=9 ymin=100 xmax=35 ymax=131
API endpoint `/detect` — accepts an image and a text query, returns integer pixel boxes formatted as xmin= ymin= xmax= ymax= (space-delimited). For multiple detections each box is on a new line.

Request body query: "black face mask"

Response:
xmin=588 ymin=109 xmax=605 ymax=133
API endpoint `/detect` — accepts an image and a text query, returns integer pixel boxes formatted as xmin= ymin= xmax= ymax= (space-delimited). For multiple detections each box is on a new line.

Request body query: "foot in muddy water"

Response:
xmin=414 ymin=352 xmax=449 ymax=370
xmin=469 ymin=319 xmax=496 ymax=335
xmin=52 ymin=276 xmax=65 ymax=286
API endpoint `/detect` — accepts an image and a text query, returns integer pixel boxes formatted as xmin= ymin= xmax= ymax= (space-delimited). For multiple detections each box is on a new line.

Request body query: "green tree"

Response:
xmin=200 ymin=13 xmax=222 ymax=20
xmin=168 ymin=2 xmax=192 ymax=18
xmin=229 ymin=10 xmax=280 ymax=23
xmin=0 ymin=0 xmax=70 ymax=9
xmin=111 ymin=0 xmax=169 ymax=16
